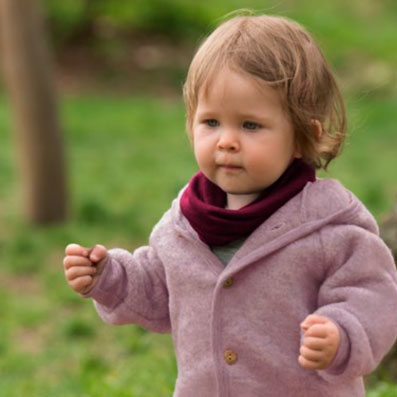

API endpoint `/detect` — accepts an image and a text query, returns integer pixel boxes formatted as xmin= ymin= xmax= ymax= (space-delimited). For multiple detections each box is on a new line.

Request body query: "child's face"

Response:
xmin=192 ymin=67 xmax=301 ymax=207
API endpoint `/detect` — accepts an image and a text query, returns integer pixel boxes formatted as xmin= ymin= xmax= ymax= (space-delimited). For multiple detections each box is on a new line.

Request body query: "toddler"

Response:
xmin=63 ymin=14 xmax=397 ymax=396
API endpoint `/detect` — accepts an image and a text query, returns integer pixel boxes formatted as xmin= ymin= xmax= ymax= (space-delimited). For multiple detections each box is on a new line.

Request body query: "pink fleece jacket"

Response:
xmin=86 ymin=178 xmax=397 ymax=396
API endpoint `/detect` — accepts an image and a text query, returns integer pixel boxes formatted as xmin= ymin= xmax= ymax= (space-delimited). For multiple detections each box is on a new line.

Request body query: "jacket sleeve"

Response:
xmin=84 ymin=246 xmax=170 ymax=333
xmin=314 ymin=224 xmax=397 ymax=381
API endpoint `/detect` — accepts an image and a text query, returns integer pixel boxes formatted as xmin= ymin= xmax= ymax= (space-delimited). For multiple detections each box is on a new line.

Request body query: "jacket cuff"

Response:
xmin=81 ymin=254 xmax=125 ymax=309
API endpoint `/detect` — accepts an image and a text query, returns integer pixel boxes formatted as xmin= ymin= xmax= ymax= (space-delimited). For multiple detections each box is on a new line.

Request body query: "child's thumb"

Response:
xmin=89 ymin=244 xmax=107 ymax=263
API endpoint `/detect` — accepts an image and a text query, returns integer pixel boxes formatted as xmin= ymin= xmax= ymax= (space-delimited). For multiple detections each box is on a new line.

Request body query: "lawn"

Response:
xmin=0 ymin=91 xmax=396 ymax=396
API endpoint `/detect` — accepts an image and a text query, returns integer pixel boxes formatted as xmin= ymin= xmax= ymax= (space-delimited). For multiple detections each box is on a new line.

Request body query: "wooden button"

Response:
xmin=224 ymin=349 xmax=238 ymax=365
xmin=223 ymin=277 xmax=234 ymax=288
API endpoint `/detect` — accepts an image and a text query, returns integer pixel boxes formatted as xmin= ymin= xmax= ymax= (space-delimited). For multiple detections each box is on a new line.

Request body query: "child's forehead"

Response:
xmin=197 ymin=66 xmax=282 ymax=103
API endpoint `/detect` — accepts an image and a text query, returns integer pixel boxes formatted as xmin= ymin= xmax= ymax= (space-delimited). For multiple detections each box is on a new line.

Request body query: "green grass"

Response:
xmin=0 ymin=91 xmax=396 ymax=396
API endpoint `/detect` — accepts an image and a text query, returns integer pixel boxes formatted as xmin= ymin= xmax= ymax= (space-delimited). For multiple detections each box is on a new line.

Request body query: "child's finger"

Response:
xmin=302 ymin=336 xmax=325 ymax=351
xmin=65 ymin=265 xmax=97 ymax=281
xmin=69 ymin=275 xmax=93 ymax=293
xmin=65 ymin=243 xmax=90 ymax=257
xmin=304 ymin=324 xmax=328 ymax=338
xmin=300 ymin=314 xmax=328 ymax=331
xmin=63 ymin=255 xmax=92 ymax=270
xmin=299 ymin=345 xmax=323 ymax=362
xmin=89 ymin=245 xmax=107 ymax=263
xmin=298 ymin=355 xmax=322 ymax=370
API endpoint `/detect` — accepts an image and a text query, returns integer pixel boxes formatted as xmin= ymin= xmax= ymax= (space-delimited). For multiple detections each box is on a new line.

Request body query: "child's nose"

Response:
xmin=217 ymin=129 xmax=240 ymax=152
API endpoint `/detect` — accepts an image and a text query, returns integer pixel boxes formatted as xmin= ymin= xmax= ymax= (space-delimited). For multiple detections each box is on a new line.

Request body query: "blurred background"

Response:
xmin=0 ymin=0 xmax=396 ymax=396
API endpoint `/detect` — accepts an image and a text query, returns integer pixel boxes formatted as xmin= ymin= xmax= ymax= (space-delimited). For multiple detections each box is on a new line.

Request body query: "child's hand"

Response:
xmin=63 ymin=243 xmax=108 ymax=295
xmin=298 ymin=314 xmax=340 ymax=370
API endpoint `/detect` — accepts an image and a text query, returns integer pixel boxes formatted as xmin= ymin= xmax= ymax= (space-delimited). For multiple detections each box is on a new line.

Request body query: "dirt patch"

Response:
xmin=13 ymin=327 xmax=46 ymax=355
xmin=0 ymin=270 xmax=42 ymax=295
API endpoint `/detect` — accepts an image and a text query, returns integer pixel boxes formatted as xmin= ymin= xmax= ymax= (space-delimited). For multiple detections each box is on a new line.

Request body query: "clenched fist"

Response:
xmin=298 ymin=314 xmax=340 ymax=370
xmin=63 ymin=243 xmax=108 ymax=294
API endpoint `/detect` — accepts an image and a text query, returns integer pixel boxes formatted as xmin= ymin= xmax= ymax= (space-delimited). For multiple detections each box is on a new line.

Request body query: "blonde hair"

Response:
xmin=183 ymin=14 xmax=346 ymax=169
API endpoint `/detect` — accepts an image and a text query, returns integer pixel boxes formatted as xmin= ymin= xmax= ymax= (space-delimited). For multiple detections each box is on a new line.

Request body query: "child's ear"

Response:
xmin=292 ymin=119 xmax=322 ymax=160
xmin=311 ymin=119 xmax=323 ymax=140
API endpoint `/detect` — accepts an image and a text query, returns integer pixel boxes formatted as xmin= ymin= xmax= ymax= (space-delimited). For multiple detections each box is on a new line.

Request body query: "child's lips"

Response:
xmin=218 ymin=164 xmax=243 ymax=171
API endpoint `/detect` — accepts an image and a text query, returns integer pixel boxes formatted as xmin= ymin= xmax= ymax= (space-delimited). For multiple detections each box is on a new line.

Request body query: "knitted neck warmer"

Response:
xmin=180 ymin=159 xmax=316 ymax=246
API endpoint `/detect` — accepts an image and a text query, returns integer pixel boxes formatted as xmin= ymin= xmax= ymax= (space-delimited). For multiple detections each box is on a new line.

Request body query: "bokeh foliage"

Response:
xmin=43 ymin=0 xmax=397 ymax=64
xmin=42 ymin=0 xmax=396 ymax=99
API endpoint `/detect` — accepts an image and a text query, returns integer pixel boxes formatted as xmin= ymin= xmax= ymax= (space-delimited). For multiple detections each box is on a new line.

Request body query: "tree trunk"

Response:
xmin=0 ymin=0 xmax=67 ymax=223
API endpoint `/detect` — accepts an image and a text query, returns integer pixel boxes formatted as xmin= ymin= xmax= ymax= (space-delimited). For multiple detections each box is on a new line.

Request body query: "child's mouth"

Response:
xmin=220 ymin=164 xmax=242 ymax=170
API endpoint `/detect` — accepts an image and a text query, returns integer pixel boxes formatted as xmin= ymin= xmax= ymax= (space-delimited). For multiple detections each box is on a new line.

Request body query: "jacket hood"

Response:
xmin=300 ymin=178 xmax=378 ymax=234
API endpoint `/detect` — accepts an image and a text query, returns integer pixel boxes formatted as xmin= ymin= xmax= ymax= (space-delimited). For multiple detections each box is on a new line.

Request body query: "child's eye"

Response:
xmin=204 ymin=119 xmax=219 ymax=127
xmin=243 ymin=121 xmax=262 ymax=130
